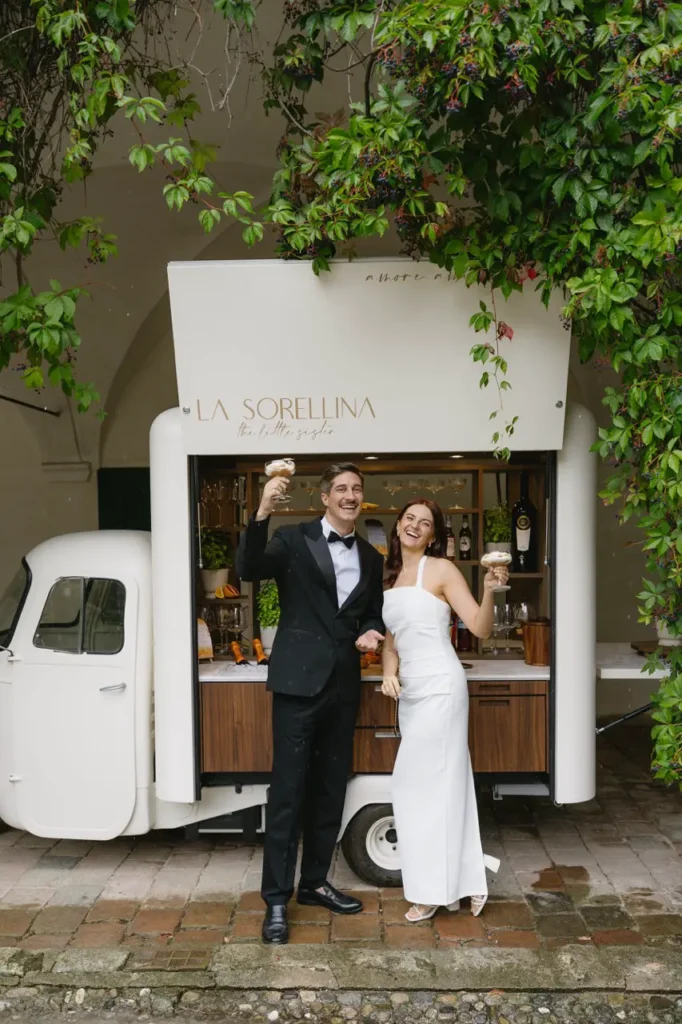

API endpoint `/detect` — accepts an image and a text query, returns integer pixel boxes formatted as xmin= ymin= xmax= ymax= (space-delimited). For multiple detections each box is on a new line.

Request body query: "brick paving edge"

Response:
xmin=0 ymin=944 xmax=681 ymax=998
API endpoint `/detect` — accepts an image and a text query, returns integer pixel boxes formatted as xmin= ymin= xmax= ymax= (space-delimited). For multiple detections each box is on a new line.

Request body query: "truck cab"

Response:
xmin=0 ymin=532 xmax=151 ymax=838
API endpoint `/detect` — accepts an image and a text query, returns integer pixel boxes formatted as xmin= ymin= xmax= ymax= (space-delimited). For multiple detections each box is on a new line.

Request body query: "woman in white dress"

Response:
xmin=381 ymin=499 xmax=508 ymax=923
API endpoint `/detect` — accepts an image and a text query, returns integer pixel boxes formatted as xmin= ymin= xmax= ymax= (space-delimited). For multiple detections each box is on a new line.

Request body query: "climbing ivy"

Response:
xmin=0 ymin=0 xmax=260 ymax=411
xmin=249 ymin=0 xmax=682 ymax=785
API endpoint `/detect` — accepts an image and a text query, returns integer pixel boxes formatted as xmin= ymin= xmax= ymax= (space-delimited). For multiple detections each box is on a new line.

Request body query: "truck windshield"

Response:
xmin=0 ymin=562 xmax=30 ymax=648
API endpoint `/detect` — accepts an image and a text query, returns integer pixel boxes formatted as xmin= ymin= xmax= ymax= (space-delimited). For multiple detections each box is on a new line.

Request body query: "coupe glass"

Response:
xmin=301 ymin=480 xmax=317 ymax=510
xmin=265 ymin=459 xmax=295 ymax=505
xmin=383 ymin=479 xmax=403 ymax=510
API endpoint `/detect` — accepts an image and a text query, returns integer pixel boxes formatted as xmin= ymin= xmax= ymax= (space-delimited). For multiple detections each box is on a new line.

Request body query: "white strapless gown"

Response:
xmin=383 ymin=556 xmax=488 ymax=905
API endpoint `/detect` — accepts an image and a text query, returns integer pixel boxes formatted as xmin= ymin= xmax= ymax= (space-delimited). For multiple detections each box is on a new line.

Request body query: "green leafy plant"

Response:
xmin=484 ymin=505 xmax=512 ymax=545
xmin=200 ymin=529 xmax=232 ymax=571
xmin=245 ymin=0 xmax=682 ymax=786
xmin=0 ymin=0 xmax=260 ymax=410
xmin=256 ymin=580 xmax=280 ymax=629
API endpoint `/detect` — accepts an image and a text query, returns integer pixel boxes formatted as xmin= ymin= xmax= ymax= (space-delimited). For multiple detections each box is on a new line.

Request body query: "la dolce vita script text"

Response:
xmin=196 ymin=396 xmax=377 ymax=422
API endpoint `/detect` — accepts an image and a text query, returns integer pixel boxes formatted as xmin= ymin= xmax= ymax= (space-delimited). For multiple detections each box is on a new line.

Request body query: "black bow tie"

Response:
xmin=327 ymin=531 xmax=356 ymax=549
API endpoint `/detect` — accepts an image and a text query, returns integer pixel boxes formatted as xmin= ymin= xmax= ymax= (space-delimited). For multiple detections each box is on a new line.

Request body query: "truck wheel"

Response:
xmin=341 ymin=804 xmax=402 ymax=888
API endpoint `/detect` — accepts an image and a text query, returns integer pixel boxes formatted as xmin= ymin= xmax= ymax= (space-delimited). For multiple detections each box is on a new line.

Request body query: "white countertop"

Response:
xmin=199 ymin=658 xmax=551 ymax=683
xmin=198 ymin=642 xmax=675 ymax=684
xmin=596 ymin=642 xmax=671 ymax=680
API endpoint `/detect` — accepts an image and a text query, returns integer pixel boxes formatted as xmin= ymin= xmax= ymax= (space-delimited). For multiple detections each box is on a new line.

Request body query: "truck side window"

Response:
xmin=34 ymin=578 xmax=126 ymax=655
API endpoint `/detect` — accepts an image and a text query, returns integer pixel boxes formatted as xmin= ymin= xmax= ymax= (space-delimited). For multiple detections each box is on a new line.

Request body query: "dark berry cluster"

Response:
xmin=505 ymin=42 xmax=532 ymax=62
xmin=359 ymin=151 xmax=380 ymax=168
xmin=374 ymin=170 xmax=413 ymax=202
xmin=654 ymin=67 xmax=682 ymax=85
xmin=463 ymin=61 xmax=481 ymax=80
xmin=442 ymin=62 xmax=458 ymax=79
xmin=377 ymin=46 xmax=402 ymax=73
xmin=446 ymin=95 xmax=463 ymax=112
xmin=287 ymin=62 xmax=314 ymax=81
xmin=503 ymin=74 xmax=529 ymax=101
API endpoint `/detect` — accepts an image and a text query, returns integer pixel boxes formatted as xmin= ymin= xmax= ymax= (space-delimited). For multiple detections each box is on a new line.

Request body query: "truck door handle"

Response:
xmin=99 ymin=682 xmax=127 ymax=693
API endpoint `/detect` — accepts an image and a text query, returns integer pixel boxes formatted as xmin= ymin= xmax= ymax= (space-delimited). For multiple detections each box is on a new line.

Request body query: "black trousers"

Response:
xmin=261 ymin=674 xmax=359 ymax=906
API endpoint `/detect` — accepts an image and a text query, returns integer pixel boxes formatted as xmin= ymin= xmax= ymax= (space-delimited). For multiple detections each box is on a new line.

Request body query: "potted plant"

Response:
xmin=656 ymin=619 xmax=682 ymax=647
xmin=199 ymin=528 xmax=233 ymax=597
xmin=256 ymin=580 xmax=280 ymax=653
xmin=483 ymin=504 xmax=512 ymax=555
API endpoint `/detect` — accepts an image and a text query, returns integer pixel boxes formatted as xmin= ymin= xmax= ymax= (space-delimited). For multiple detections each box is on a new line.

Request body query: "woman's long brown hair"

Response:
xmin=384 ymin=499 xmax=448 ymax=589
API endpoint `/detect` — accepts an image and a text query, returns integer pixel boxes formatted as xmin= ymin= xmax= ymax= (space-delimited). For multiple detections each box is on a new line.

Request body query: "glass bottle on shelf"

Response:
xmin=457 ymin=617 xmax=473 ymax=653
xmin=458 ymin=515 xmax=472 ymax=560
xmin=445 ymin=515 xmax=456 ymax=558
xmin=512 ymin=472 xmax=537 ymax=572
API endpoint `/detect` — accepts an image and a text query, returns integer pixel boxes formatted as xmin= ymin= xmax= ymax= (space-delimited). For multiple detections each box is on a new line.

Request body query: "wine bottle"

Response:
xmin=445 ymin=515 xmax=456 ymax=558
xmin=512 ymin=472 xmax=537 ymax=572
xmin=457 ymin=618 xmax=473 ymax=653
xmin=458 ymin=515 xmax=472 ymax=561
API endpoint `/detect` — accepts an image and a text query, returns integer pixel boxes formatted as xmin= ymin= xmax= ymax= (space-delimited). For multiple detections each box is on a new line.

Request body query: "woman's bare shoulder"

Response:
xmin=429 ymin=556 xmax=460 ymax=580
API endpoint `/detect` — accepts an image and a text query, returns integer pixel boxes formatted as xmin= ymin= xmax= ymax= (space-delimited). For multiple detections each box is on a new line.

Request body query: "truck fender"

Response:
xmin=339 ymin=775 xmax=392 ymax=839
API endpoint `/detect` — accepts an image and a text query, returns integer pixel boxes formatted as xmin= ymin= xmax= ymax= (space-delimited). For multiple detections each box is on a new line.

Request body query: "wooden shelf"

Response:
xmin=268 ymin=507 xmax=481 ymax=517
xmin=509 ymin=572 xmax=544 ymax=579
xmin=200 ymin=595 xmax=249 ymax=603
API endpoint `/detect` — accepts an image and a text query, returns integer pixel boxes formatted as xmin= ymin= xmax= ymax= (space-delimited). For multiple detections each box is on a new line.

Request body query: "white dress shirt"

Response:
xmin=321 ymin=516 xmax=361 ymax=607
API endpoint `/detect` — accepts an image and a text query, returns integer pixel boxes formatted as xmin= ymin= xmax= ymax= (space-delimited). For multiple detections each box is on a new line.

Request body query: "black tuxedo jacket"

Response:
xmin=237 ymin=516 xmax=385 ymax=699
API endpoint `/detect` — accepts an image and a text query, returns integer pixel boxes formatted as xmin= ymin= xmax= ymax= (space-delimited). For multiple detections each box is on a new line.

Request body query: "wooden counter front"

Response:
xmin=200 ymin=676 xmax=548 ymax=776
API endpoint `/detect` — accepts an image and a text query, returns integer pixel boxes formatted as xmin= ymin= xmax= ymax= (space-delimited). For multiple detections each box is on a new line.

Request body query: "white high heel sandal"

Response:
xmin=470 ymin=854 xmax=501 ymax=917
xmin=405 ymin=855 xmax=501 ymax=922
xmin=405 ymin=901 xmax=460 ymax=923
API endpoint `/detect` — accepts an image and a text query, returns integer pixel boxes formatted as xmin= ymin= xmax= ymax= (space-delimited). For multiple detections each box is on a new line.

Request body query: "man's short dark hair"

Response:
xmin=319 ymin=462 xmax=364 ymax=494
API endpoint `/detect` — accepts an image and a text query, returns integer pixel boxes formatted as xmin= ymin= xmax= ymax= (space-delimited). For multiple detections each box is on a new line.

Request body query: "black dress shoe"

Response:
xmin=297 ymin=882 xmax=363 ymax=915
xmin=262 ymin=905 xmax=289 ymax=944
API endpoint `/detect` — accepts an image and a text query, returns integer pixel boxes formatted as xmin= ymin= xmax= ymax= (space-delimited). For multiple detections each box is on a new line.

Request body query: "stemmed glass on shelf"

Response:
xmin=301 ymin=480 xmax=317 ymax=510
xmin=383 ymin=479 xmax=403 ymax=510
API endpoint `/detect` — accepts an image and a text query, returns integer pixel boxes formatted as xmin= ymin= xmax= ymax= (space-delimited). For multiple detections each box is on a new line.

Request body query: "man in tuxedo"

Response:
xmin=237 ymin=463 xmax=384 ymax=944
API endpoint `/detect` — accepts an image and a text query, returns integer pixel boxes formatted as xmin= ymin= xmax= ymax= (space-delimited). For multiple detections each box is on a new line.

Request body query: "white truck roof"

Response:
xmin=25 ymin=531 xmax=151 ymax=580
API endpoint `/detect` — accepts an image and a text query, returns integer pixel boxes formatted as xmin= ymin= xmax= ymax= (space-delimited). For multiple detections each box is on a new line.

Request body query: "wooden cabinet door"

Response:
xmin=352 ymin=729 xmax=400 ymax=773
xmin=357 ymin=682 xmax=396 ymax=727
xmin=469 ymin=696 xmax=547 ymax=773
xmin=201 ymin=683 xmax=273 ymax=772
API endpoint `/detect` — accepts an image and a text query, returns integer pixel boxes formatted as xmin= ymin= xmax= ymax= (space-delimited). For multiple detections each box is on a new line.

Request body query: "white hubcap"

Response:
xmin=365 ymin=816 xmax=400 ymax=871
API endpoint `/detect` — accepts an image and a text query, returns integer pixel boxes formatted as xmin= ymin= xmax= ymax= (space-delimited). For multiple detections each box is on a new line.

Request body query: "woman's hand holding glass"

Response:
xmin=483 ymin=566 xmax=510 ymax=593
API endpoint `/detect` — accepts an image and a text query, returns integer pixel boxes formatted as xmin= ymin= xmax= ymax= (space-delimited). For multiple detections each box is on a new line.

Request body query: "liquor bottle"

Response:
xmin=445 ymin=515 xmax=456 ymax=558
xmin=458 ymin=515 xmax=472 ymax=560
xmin=230 ymin=641 xmax=248 ymax=665
xmin=253 ymin=638 xmax=269 ymax=665
xmin=457 ymin=618 xmax=473 ymax=653
xmin=512 ymin=472 xmax=537 ymax=572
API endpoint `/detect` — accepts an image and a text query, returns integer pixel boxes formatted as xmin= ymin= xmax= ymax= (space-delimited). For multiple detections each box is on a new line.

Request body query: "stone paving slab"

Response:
xmin=0 ymin=943 xmax=682 ymax=994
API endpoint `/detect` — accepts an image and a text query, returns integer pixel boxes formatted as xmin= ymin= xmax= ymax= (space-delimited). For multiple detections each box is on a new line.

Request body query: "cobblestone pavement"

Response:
xmin=10 ymin=992 xmax=682 ymax=1024
xmin=0 ymin=728 xmax=680 ymax=956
